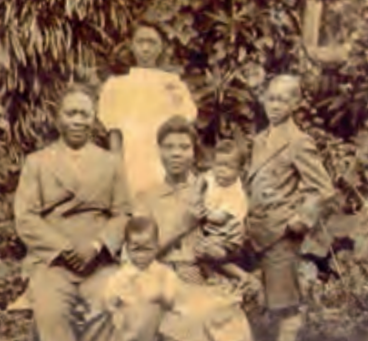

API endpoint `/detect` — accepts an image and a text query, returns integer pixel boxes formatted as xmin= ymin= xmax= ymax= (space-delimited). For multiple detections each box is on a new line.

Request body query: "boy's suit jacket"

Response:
xmin=14 ymin=141 xmax=132 ymax=275
xmin=246 ymin=120 xmax=334 ymax=250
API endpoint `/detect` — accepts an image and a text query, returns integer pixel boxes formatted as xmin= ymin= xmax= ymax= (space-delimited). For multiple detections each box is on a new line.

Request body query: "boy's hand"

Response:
xmin=286 ymin=222 xmax=309 ymax=238
xmin=236 ymin=275 xmax=264 ymax=305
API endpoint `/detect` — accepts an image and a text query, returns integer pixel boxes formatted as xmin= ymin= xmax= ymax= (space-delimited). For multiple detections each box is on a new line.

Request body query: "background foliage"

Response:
xmin=2 ymin=0 xmax=368 ymax=340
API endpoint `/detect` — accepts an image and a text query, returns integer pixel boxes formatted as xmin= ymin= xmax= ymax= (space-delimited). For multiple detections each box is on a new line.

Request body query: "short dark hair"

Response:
xmin=124 ymin=216 xmax=158 ymax=243
xmin=58 ymin=82 xmax=97 ymax=111
xmin=131 ymin=19 xmax=167 ymax=43
xmin=267 ymin=74 xmax=301 ymax=100
xmin=214 ymin=139 xmax=246 ymax=167
xmin=157 ymin=115 xmax=198 ymax=146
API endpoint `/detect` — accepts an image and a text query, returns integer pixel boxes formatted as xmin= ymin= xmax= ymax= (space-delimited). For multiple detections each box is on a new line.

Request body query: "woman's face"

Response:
xmin=57 ymin=91 xmax=95 ymax=149
xmin=159 ymin=133 xmax=194 ymax=177
xmin=132 ymin=26 xmax=163 ymax=68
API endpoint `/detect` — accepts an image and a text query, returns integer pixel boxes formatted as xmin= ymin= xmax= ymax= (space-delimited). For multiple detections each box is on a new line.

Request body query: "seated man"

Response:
xmin=14 ymin=83 xmax=132 ymax=341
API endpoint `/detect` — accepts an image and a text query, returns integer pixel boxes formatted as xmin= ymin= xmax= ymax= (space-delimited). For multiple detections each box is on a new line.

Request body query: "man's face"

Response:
xmin=127 ymin=228 xmax=157 ymax=270
xmin=264 ymin=81 xmax=297 ymax=126
xmin=159 ymin=133 xmax=194 ymax=177
xmin=213 ymin=153 xmax=241 ymax=187
xmin=132 ymin=26 xmax=163 ymax=68
xmin=58 ymin=91 xmax=95 ymax=149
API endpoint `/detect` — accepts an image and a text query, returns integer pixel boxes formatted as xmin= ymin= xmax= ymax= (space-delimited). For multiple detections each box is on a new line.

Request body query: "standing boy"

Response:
xmin=246 ymin=75 xmax=334 ymax=341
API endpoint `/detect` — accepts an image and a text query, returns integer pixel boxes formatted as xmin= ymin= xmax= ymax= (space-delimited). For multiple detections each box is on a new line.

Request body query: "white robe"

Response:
xmin=98 ymin=67 xmax=197 ymax=195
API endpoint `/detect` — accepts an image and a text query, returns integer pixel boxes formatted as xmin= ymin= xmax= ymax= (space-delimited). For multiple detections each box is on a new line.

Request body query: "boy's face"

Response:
xmin=213 ymin=153 xmax=241 ymax=187
xmin=132 ymin=26 xmax=163 ymax=68
xmin=264 ymin=80 xmax=298 ymax=126
xmin=159 ymin=133 xmax=194 ymax=177
xmin=127 ymin=227 xmax=157 ymax=270
xmin=58 ymin=91 xmax=95 ymax=149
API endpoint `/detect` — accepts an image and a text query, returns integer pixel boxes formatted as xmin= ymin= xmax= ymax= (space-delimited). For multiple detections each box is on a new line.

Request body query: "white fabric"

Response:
xmin=204 ymin=172 xmax=249 ymax=221
xmin=104 ymin=260 xmax=177 ymax=309
xmin=102 ymin=259 xmax=252 ymax=341
xmin=98 ymin=67 xmax=197 ymax=195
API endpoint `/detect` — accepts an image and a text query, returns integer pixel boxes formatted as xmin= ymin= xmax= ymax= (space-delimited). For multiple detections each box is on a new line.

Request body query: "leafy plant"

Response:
xmin=1 ymin=2 xmax=368 ymax=340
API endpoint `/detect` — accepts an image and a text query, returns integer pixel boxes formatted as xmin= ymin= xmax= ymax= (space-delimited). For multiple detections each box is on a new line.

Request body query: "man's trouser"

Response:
xmin=28 ymin=262 xmax=119 ymax=341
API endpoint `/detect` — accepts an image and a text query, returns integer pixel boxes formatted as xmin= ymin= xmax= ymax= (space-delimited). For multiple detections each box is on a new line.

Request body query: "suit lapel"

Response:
xmin=48 ymin=142 xmax=106 ymax=206
xmin=48 ymin=142 xmax=79 ymax=194
xmin=248 ymin=126 xmax=290 ymax=182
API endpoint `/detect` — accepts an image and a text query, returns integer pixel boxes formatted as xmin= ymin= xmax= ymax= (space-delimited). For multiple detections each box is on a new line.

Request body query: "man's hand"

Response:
xmin=63 ymin=241 xmax=101 ymax=272
xmin=61 ymin=249 xmax=83 ymax=270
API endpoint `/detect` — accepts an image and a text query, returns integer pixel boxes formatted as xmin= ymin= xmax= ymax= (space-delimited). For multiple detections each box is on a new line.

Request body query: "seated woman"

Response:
xmin=134 ymin=115 xmax=254 ymax=341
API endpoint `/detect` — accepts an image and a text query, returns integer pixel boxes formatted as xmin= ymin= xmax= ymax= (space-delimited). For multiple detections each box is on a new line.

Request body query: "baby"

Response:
xmin=194 ymin=139 xmax=253 ymax=283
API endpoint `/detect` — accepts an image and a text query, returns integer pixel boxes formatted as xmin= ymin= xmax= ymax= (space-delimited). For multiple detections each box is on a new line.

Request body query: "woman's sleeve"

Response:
xmin=167 ymin=77 xmax=197 ymax=121
xmin=98 ymin=76 xmax=125 ymax=131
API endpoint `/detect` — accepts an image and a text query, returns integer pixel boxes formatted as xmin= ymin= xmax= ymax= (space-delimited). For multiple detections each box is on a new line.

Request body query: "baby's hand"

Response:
xmin=207 ymin=210 xmax=232 ymax=225
xmin=195 ymin=238 xmax=227 ymax=260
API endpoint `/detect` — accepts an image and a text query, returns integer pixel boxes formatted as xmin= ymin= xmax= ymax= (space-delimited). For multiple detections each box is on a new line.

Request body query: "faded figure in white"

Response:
xmin=98 ymin=20 xmax=197 ymax=196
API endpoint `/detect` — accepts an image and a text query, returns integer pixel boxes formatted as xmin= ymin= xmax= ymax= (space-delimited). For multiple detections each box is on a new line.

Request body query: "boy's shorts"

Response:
xmin=261 ymin=238 xmax=302 ymax=312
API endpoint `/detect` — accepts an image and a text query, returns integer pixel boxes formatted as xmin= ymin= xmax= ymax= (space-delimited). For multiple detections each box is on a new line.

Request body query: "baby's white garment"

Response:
xmin=204 ymin=172 xmax=249 ymax=221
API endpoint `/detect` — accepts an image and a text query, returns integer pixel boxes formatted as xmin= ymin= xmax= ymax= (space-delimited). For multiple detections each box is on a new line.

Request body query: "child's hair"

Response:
xmin=130 ymin=19 xmax=167 ymax=43
xmin=157 ymin=115 xmax=198 ymax=146
xmin=267 ymin=74 xmax=302 ymax=100
xmin=124 ymin=216 xmax=159 ymax=243
xmin=214 ymin=139 xmax=246 ymax=168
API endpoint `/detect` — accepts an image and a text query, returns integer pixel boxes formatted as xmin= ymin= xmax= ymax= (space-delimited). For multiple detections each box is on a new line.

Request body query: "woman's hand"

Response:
xmin=195 ymin=238 xmax=227 ymax=261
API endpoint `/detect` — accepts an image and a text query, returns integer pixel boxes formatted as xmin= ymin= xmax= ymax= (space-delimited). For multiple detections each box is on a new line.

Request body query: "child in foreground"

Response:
xmin=82 ymin=216 xmax=254 ymax=341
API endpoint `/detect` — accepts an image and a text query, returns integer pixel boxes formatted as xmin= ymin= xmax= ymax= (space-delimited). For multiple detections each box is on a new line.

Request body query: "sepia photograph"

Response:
xmin=1 ymin=1 xmax=368 ymax=341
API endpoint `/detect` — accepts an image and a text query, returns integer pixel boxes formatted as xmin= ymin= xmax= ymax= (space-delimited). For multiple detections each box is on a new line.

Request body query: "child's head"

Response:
xmin=213 ymin=139 xmax=245 ymax=187
xmin=263 ymin=74 xmax=301 ymax=126
xmin=125 ymin=216 xmax=158 ymax=269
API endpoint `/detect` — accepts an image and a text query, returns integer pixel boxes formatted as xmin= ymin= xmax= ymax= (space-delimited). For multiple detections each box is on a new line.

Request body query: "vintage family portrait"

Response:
xmin=1 ymin=1 xmax=368 ymax=341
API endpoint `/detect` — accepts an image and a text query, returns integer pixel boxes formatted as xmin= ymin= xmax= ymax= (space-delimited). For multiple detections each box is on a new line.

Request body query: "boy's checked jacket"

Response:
xmin=246 ymin=120 xmax=335 ymax=251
